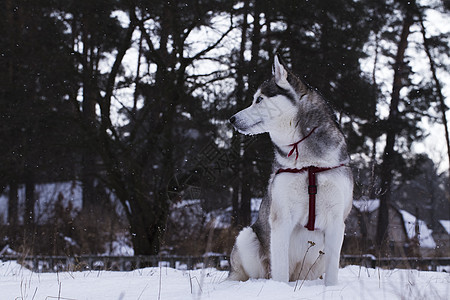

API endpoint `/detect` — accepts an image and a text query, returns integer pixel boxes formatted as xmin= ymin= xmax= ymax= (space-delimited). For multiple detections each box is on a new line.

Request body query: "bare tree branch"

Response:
xmin=182 ymin=24 xmax=235 ymax=69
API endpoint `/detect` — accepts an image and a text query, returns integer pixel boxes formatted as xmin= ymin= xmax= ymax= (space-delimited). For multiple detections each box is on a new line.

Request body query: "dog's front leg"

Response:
xmin=323 ymin=221 xmax=345 ymax=286
xmin=270 ymin=218 xmax=292 ymax=282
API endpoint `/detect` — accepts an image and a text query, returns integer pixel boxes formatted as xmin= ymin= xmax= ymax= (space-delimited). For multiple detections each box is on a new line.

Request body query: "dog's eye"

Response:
xmin=255 ymin=96 xmax=264 ymax=104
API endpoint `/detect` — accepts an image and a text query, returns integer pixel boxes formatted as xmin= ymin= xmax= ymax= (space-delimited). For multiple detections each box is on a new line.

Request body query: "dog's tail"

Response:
xmin=228 ymin=227 xmax=267 ymax=281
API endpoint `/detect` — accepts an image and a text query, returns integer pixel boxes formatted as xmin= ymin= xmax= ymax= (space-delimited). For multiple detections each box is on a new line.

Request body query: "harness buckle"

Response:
xmin=308 ymin=185 xmax=317 ymax=195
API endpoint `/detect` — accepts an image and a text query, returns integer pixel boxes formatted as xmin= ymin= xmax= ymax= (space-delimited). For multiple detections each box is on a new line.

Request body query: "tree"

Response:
xmin=67 ymin=0 xmax=236 ymax=254
xmin=231 ymin=0 xmax=250 ymax=227
xmin=63 ymin=0 xmax=130 ymax=218
xmin=376 ymin=1 xmax=415 ymax=251
xmin=417 ymin=5 xmax=450 ymax=179
xmin=0 ymin=0 xmax=80 ymax=249
xmin=374 ymin=0 xmax=450 ymax=252
xmin=231 ymin=0 xmax=269 ymax=228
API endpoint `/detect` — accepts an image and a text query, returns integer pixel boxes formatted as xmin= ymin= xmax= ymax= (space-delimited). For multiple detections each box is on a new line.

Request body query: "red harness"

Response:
xmin=276 ymin=127 xmax=346 ymax=231
xmin=276 ymin=165 xmax=346 ymax=231
xmin=287 ymin=127 xmax=318 ymax=160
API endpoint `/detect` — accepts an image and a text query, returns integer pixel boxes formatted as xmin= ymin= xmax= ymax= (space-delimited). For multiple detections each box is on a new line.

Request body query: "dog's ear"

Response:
xmin=273 ymin=55 xmax=290 ymax=90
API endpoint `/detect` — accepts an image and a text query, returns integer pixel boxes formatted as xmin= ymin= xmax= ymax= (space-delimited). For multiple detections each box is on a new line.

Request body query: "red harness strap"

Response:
xmin=276 ymin=164 xmax=345 ymax=231
xmin=287 ymin=127 xmax=318 ymax=160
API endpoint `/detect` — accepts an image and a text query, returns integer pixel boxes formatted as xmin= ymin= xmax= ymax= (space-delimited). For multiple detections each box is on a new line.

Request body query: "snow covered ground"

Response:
xmin=1 ymin=260 xmax=449 ymax=300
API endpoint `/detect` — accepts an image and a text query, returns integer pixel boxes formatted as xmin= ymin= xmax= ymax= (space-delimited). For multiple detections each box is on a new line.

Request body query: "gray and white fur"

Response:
xmin=228 ymin=56 xmax=353 ymax=285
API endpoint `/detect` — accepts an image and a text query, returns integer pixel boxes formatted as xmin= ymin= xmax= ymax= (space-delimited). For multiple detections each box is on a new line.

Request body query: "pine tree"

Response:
xmin=0 ymin=0 xmax=82 ymax=249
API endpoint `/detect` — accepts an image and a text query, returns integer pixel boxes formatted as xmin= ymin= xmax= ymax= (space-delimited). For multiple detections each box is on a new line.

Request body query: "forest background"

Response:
xmin=0 ymin=0 xmax=449 ymax=257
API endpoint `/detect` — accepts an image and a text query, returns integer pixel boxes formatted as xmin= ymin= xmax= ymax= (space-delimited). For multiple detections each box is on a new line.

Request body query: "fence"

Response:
xmin=341 ymin=255 xmax=450 ymax=271
xmin=0 ymin=254 xmax=229 ymax=273
xmin=1 ymin=254 xmax=449 ymax=273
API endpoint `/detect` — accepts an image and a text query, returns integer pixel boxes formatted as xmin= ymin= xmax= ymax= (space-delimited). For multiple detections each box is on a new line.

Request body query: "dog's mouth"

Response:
xmin=250 ymin=121 xmax=263 ymax=128
xmin=232 ymin=121 xmax=264 ymax=135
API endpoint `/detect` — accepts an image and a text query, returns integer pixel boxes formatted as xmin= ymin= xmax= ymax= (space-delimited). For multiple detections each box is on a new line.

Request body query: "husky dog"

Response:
xmin=228 ymin=56 xmax=353 ymax=285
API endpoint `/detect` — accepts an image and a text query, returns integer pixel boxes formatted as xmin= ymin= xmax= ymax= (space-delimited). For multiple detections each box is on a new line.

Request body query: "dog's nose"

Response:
xmin=229 ymin=116 xmax=236 ymax=124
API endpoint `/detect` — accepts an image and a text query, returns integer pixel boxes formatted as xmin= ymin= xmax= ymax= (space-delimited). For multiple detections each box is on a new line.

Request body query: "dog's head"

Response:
xmin=230 ymin=56 xmax=308 ymax=135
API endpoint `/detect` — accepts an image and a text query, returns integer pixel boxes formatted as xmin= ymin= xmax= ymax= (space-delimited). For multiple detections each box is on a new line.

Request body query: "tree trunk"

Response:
xmin=232 ymin=0 xmax=249 ymax=227
xmin=24 ymin=177 xmax=36 ymax=250
xmin=8 ymin=181 xmax=18 ymax=230
xmin=369 ymin=33 xmax=380 ymax=199
xmin=231 ymin=166 xmax=241 ymax=227
xmin=127 ymin=191 xmax=169 ymax=255
xmin=417 ymin=10 xmax=450 ymax=181
xmin=80 ymin=12 xmax=99 ymax=219
xmin=24 ymin=168 xmax=35 ymax=229
xmin=7 ymin=181 xmax=19 ymax=251
xmin=359 ymin=212 xmax=369 ymax=252
xmin=376 ymin=8 xmax=414 ymax=253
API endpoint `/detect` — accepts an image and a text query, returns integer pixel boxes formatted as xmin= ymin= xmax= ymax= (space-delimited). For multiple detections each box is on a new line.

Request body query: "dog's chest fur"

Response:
xmin=268 ymin=167 xmax=351 ymax=231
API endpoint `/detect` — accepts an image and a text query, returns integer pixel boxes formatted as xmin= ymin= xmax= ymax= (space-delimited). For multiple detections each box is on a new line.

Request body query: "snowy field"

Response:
xmin=1 ymin=260 xmax=449 ymax=300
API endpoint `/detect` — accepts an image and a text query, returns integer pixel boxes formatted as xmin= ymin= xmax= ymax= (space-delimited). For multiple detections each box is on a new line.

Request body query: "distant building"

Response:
xmin=344 ymin=199 xmax=443 ymax=256
xmin=434 ymin=220 xmax=450 ymax=256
